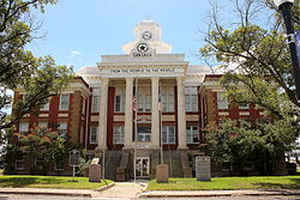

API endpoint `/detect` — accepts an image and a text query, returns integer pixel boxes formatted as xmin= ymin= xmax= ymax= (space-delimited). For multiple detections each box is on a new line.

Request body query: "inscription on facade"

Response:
xmin=110 ymin=68 xmax=176 ymax=73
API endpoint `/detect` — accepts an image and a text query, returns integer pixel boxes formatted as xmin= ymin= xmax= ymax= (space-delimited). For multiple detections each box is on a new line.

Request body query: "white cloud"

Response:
xmin=71 ymin=50 xmax=81 ymax=56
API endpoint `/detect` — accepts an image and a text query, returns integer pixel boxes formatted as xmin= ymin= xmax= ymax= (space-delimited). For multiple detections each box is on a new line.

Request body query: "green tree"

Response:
xmin=0 ymin=0 xmax=74 ymax=131
xmin=200 ymin=0 xmax=300 ymax=174
xmin=5 ymin=125 xmax=75 ymax=174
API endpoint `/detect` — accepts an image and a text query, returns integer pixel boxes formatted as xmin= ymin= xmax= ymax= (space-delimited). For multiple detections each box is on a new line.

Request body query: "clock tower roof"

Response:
xmin=122 ymin=20 xmax=172 ymax=54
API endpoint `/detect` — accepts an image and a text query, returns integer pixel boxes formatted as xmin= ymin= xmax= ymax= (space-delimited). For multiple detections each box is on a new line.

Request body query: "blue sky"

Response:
xmin=28 ymin=0 xmax=232 ymax=71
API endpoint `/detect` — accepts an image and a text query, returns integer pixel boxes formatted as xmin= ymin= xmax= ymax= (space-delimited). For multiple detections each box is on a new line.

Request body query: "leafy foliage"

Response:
xmin=0 ymin=0 xmax=74 ymax=131
xmin=200 ymin=0 xmax=300 ymax=174
xmin=5 ymin=125 xmax=76 ymax=174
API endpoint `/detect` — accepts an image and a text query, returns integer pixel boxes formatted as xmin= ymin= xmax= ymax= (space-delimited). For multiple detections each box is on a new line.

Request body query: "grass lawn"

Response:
xmin=147 ymin=176 xmax=300 ymax=191
xmin=0 ymin=175 xmax=112 ymax=189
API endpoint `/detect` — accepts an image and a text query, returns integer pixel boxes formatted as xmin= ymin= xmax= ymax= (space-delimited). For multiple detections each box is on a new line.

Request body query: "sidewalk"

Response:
xmin=0 ymin=188 xmax=97 ymax=197
xmin=139 ymin=189 xmax=300 ymax=198
xmin=0 ymin=184 xmax=300 ymax=198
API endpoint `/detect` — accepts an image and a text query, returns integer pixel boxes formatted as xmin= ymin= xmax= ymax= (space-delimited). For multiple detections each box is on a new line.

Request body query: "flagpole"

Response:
xmin=159 ymin=85 xmax=164 ymax=165
xmin=134 ymin=78 xmax=138 ymax=182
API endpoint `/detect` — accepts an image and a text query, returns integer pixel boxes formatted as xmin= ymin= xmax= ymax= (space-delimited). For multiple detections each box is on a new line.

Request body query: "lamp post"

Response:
xmin=274 ymin=0 xmax=300 ymax=102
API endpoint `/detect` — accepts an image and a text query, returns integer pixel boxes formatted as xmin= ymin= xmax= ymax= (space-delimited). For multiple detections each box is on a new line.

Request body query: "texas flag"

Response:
xmin=296 ymin=31 xmax=300 ymax=65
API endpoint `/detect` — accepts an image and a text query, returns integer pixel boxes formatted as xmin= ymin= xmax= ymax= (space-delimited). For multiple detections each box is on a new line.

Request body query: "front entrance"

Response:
xmin=136 ymin=157 xmax=150 ymax=178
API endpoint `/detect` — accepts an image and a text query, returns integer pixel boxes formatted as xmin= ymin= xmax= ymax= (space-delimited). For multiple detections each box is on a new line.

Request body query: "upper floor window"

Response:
xmin=239 ymin=103 xmax=249 ymax=109
xmin=40 ymin=99 xmax=50 ymax=111
xmin=185 ymin=87 xmax=198 ymax=112
xmin=162 ymin=126 xmax=175 ymax=144
xmin=91 ymin=95 xmax=100 ymax=113
xmin=59 ymin=94 xmax=70 ymax=111
xmin=217 ymin=92 xmax=228 ymax=109
xmin=161 ymin=86 xmax=174 ymax=112
xmin=138 ymin=86 xmax=151 ymax=112
xmin=90 ymin=126 xmax=98 ymax=144
xmin=81 ymin=98 xmax=86 ymax=114
xmin=57 ymin=122 xmax=68 ymax=137
xmin=19 ymin=122 xmax=29 ymax=133
xmin=114 ymin=88 xmax=125 ymax=112
xmin=113 ymin=126 xmax=124 ymax=144
xmin=186 ymin=125 xmax=199 ymax=144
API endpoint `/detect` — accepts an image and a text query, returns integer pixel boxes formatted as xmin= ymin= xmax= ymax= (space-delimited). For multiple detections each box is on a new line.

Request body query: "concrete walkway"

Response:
xmin=139 ymin=189 xmax=300 ymax=198
xmin=0 ymin=182 xmax=300 ymax=198
xmin=94 ymin=182 xmax=145 ymax=199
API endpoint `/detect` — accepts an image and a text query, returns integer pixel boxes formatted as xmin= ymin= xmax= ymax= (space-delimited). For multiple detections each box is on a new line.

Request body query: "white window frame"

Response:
xmin=19 ymin=122 xmax=29 ymax=133
xmin=59 ymin=94 xmax=70 ymax=111
xmin=91 ymin=95 xmax=100 ymax=113
xmin=113 ymin=126 xmax=125 ymax=144
xmin=40 ymin=99 xmax=50 ymax=111
xmin=38 ymin=121 xmax=48 ymax=129
xmin=217 ymin=92 xmax=228 ymax=109
xmin=162 ymin=126 xmax=176 ymax=144
xmin=137 ymin=126 xmax=151 ymax=142
xmin=81 ymin=97 xmax=86 ymax=115
xmin=186 ymin=125 xmax=200 ymax=144
xmin=161 ymin=86 xmax=175 ymax=112
xmin=57 ymin=122 xmax=68 ymax=137
xmin=185 ymin=87 xmax=198 ymax=112
xmin=90 ymin=126 xmax=98 ymax=144
xmin=239 ymin=103 xmax=249 ymax=109
xmin=15 ymin=159 xmax=24 ymax=170
xmin=55 ymin=160 xmax=64 ymax=171
xmin=138 ymin=86 xmax=152 ymax=112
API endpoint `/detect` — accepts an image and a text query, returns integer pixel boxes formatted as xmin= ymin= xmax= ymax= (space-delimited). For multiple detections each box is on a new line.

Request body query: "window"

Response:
xmin=55 ymin=160 xmax=64 ymax=171
xmin=217 ymin=92 xmax=228 ymax=109
xmin=38 ymin=121 xmax=48 ymax=129
xmin=40 ymin=99 xmax=50 ymax=111
xmin=81 ymin=98 xmax=86 ymax=114
xmin=113 ymin=126 xmax=124 ymax=144
xmin=239 ymin=103 xmax=249 ymax=109
xmin=19 ymin=122 xmax=29 ymax=133
xmin=59 ymin=94 xmax=70 ymax=110
xmin=185 ymin=87 xmax=198 ymax=112
xmin=138 ymin=86 xmax=152 ymax=112
xmin=33 ymin=158 xmax=44 ymax=169
xmin=90 ymin=126 xmax=98 ymax=144
xmin=57 ymin=122 xmax=68 ymax=137
xmin=162 ymin=126 xmax=175 ymax=144
xmin=15 ymin=159 xmax=24 ymax=170
xmin=91 ymin=95 xmax=100 ymax=113
xmin=186 ymin=126 xmax=199 ymax=144
xmin=161 ymin=86 xmax=174 ymax=112
xmin=137 ymin=126 xmax=151 ymax=142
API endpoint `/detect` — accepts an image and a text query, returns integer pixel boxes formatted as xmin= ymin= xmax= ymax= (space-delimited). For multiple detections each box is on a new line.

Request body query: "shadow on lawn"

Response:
xmin=0 ymin=177 xmax=65 ymax=188
xmin=254 ymin=177 xmax=300 ymax=190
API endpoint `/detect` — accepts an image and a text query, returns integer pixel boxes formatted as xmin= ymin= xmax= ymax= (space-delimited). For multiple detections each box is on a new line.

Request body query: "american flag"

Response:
xmin=296 ymin=31 xmax=300 ymax=65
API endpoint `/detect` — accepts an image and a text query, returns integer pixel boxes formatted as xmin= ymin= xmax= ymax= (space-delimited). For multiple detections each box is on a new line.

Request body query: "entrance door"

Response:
xmin=136 ymin=157 xmax=150 ymax=178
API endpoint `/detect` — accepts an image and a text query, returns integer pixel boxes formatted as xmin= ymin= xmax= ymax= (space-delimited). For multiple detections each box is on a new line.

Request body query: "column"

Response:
xmin=177 ymin=77 xmax=187 ymax=149
xmin=124 ymin=78 xmax=134 ymax=149
xmin=98 ymin=78 xmax=109 ymax=150
xmin=151 ymin=77 xmax=160 ymax=149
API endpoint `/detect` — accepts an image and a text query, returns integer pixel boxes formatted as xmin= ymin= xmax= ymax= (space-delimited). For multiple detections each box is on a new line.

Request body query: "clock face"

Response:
xmin=142 ymin=31 xmax=152 ymax=40
xmin=137 ymin=42 xmax=149 ymax=53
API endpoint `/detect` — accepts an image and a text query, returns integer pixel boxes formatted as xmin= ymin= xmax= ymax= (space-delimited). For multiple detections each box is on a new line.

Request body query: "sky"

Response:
xmin=27 ymin=0 xmax=220 ymax=72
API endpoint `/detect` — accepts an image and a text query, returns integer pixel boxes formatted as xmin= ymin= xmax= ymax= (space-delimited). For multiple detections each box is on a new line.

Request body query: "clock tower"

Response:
xmin=122 ymin=20 xmax=172 ymax=54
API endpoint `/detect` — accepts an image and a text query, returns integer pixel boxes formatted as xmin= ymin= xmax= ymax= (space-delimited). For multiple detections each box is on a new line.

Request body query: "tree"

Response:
xmin=200 ymin=0 xmax=300 ymax=174
xmin=5 ymin=125 xmax=76 ymax=174
xmin=0 ymin=0 xmax=74 ymax=132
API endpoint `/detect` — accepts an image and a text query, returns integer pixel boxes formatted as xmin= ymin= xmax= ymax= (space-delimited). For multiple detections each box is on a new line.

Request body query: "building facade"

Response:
xmin=13 ymin=20 xmax=263 ymax=179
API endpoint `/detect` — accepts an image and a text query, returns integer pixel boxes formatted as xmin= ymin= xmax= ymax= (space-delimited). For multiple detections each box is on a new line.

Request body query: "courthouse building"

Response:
xmin=14 ymin=20 xmax=263 ymax=179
